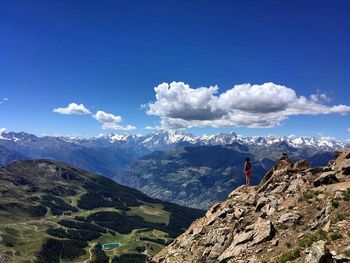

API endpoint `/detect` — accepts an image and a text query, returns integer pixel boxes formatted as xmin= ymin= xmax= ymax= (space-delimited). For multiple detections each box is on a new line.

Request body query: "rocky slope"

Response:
xmin=150 ymin=148 xmax=350 ymax=263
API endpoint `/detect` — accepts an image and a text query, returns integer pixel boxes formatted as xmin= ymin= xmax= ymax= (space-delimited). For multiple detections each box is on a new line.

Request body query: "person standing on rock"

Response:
xmin=244 ymin=158 xmax=252 ymax=186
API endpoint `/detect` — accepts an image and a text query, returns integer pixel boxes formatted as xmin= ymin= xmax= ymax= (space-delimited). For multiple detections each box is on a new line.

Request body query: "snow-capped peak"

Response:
xmin=0 ymin=131 xmax=346 ymax=151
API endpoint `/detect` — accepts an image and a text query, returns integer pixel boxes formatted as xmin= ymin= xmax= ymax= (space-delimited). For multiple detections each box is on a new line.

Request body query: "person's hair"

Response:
xmin=246 ymin=157 xmax=250 ymax=162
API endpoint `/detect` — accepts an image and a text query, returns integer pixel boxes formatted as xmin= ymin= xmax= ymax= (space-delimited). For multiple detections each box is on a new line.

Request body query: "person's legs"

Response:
xmin=245 ymin=170 xmax=251 ymax=186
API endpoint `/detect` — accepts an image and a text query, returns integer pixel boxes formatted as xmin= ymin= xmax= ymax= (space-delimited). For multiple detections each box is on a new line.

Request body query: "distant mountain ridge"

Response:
xmin=0 ymin=130 xmax=345 ymax=180
xmin=1 ymin=130 xmax=346 ymax=151
xmin=0 ymin=131 xmax=149 ymax=176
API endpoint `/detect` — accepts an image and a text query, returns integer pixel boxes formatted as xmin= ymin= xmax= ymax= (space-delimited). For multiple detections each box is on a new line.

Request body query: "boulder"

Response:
xmin=294 ymin=160 xmax=310 ymax=171
xmin=0 ymin=255 xmax=9 ymax=263
xmin=218 ymin=219 xmax=275 ymax=262
xmin=276 ymin=212 xmax=301 ymax=227
xmin=345 ymin=151 xmax=350 ymax=159
xmin=251 ymin=219 xmax=275 ymax=245
xmin=287 ymin=178 xmax=304 ymax=193
xmin=342 ymin=166 xmax=350 ymax=175
xmin=231 ymin=231 xmax=254 ymax=246
xmin=313 ymin=172 xmax=339 ymax=187
xmin=305 ymin=240 xmax=333 ymax=263
xmin=333 ymin=150 xmax=343 ymax=158
xmin=306 ymin=167 xmax=325 ymax=175
xmin=255 ymin=197 xmax=269 ymax=212
xmin=333 ymin=253 xmax=350 ymax=262
xmin=271 ymin=182 xmax=288 ymax=194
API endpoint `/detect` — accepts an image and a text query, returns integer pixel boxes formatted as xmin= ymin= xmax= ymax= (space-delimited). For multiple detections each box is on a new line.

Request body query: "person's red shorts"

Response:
xmin=245 ymin=170 xmax=251 ymax=176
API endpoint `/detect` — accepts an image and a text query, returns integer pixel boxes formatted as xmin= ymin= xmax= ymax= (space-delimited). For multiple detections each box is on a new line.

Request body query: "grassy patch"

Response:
xmin=330 ymin=232 xmax=342 ymax=241
xmin=127 ymin=204 xmax=170 ymax=225
xmin=279 ymin=230 xmax=328 ymax=263
xmin=333 ymin=214 xmax=348 ymax=224
xmin=280 ymin=247 xmax=301 ymax=263
xmin=344 ymin=250 xmax=350 ymax=257
xmin=302 ymin=191 xmax=314 ymax=200
xmin=331 ymin=199 xmax=340 ymax=208
xmin=342 ymin=188 xmax=350 ymax=201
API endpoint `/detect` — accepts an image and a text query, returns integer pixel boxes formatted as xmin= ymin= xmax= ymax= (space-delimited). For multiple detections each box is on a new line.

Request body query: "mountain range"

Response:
xmin=0 ymin=130 xmax=345 ymax=168
xmin=0 ymin=130 xmax=345 ymax=209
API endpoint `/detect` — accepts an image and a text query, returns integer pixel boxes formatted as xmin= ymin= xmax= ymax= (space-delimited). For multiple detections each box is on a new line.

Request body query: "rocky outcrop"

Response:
xmin=305 ymin=240 xmax=332 ymax=263
xmin=294 ymin=159 xmax=310 ymax=171
xmin=150 ymin=148 xmax=350 ymax=263
xmin=313 ymin=171 xmax=339 ymax=187
xmin=0 ymin=255 xmax=9 ymax=263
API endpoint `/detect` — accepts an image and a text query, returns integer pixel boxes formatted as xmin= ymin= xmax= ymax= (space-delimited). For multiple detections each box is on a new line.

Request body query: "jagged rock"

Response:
xmin=0 ymin=255 xmax=9 ymax=263
xmin=295 ymin=160 xmax=310 ymax=171
xmin=234 ymin=207 xmax=245 ymax=218
xmin=345 ymin=152 xmax=350 ymax=159
xmin=333 ymin=253 xmax=350 ymax=262
xmin=271 ymin=182 xmax=288 ymax=194
xmin=204 ymin=227 xmax=234 ymax=261
xmin=322 ymin=220 xmax=331 ymax=232
xmin=342 ymin=166 xmax=350 ymax=175
xmin=314 ymin=171 xmax=339 ymax=187
xmin=305 ymin=240 xmax=333 ymax=263
xmin=317 ymin=193 xmax=326 ymax=200
xmin=328 ymin=159 xmax=335 ymax=166
xmin=333 ymin=150 xmax=343 ymax=158
xmin=287 ymin=178 xmax=304 ymax=193
xmin=251 ymin=219 xmax=275 ymax=245
xmin=218 ymin=219 xmax=275 ymax=262
xmin=218 ymin=243 xmax=248 ymax=261
xmin=255 ymin=197 xmax=269 ymax=212
xmin=277 ymin=212 xmax=301 ymax=227
xmin=271 ymin=239 xmax=279 ymax=246
xmin=232 ymin=231 xmax=254 ymax=246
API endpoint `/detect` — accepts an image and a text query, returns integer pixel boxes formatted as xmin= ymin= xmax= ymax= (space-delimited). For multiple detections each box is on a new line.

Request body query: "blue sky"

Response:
xmin=1 ymin=0 xmax=349 ymax=139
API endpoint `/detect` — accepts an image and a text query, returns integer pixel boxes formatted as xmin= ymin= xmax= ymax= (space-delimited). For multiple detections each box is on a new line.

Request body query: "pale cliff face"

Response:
xmin=151 ymin=148 xmax=350 ymax=263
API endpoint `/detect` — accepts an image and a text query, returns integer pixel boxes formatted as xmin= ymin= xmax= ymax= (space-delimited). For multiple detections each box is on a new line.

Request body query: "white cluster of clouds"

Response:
xmin=53 ymin=103 xmax=135 ymax=131
xmin=93 ymin=110 xmax=122 ymax=123
xmin=93 ymin=110 xmax=135 ymax=131
xmin=146 ymin=81 xmax=350 ymax=129
xmin=53 ymin=103 xmax=91 ymax=115
xmin=0 ymin=128 xmax=6 ymax=134
xmin=0 ymin=98 xmax=9 ymax=105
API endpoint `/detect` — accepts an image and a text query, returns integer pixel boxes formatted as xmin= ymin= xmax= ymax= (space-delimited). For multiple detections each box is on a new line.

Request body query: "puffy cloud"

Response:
xmin=53 ymin=103 xmax=91 ymax=115
xmin=145 ymin=81 xmax=350 ymax=129
xmin=147 ymin=82 xmax=223 ymax=121
xmin=53 ymin=102 xmax=136 ymax=131
xmin=93 ymin=110 xmax=122 ymax=123
xmin=93 ymin=110 xmax=136 ymax=131
xmin=101 ymin=123 xmax=136 ymax=131
xmin=0 ymin=128 xmax=6 ymax=134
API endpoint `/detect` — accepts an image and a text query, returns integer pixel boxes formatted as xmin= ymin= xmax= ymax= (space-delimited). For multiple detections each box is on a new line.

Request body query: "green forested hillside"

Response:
xmin=0 ymin=160 xmax=203 ymax=263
